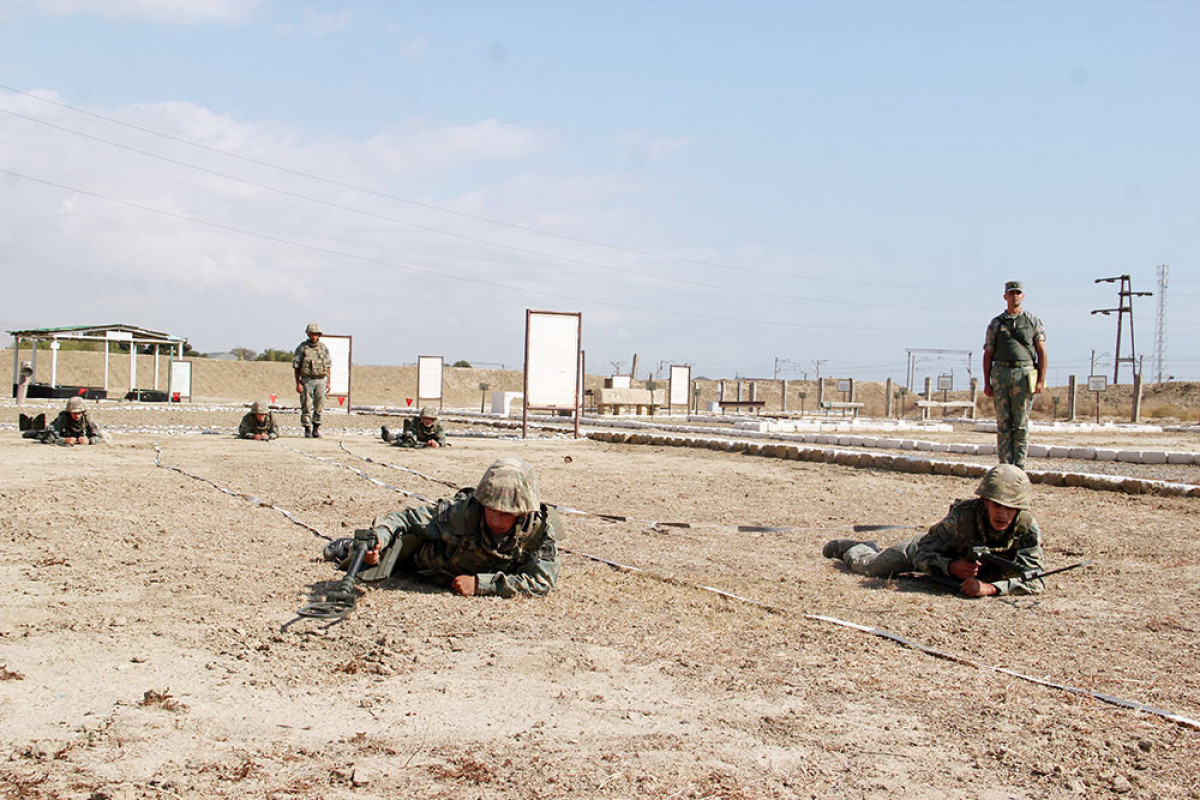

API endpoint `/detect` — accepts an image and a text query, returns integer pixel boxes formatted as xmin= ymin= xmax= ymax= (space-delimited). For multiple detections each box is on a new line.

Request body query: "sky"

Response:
xmin=1 ymin=0 xmax=1197 ymax=387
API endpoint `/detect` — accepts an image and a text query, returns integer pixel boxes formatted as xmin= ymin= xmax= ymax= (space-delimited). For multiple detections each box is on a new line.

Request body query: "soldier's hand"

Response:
xmin=947 ymin=559 xmax=980 ymax=580
xmin=983 ymin=384 xmax=994 ymax=398
xmin=451 ymin=575 xmax=477 ymax=596
xmin=353 ymin=528 xmax=378 ymax=549
xmin=427 ymin=441 xmax=439 ymax=448
xmin=295 ymin=381 xmax=303 ymax=394
xmin=960 ymin=577 xmax=998 ymax=598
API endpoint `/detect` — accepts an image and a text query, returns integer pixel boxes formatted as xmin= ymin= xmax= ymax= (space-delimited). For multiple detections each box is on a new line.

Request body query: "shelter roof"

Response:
xmin=8 ymin=323 xmax=186 ymax=345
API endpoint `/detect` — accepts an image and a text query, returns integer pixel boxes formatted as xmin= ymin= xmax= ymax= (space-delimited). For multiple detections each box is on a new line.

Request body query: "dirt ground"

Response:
xmin=2 ymin=397 xmax=1199 ymax=800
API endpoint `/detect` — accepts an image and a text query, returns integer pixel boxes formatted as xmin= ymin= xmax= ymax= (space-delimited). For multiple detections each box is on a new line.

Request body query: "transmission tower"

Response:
xmin=1154 ymin=264 xmax=1169 ymax=383
xmin=1091 ymin=275 xmax=1152 ymax=384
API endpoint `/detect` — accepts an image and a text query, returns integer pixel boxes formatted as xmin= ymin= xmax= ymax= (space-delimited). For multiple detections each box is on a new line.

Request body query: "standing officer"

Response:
xmin=983 ymin=281 xmax=1047 ymax=469
xmin=292 ymin=322 xmax=331 ymax=438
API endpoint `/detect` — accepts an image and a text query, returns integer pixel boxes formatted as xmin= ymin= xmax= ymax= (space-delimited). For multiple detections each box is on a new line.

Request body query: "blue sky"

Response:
xmin=1 ymin=0 xmax=1196 ymax=385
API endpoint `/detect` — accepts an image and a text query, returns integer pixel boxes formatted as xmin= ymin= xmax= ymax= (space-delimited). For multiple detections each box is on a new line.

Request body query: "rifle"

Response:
xmin=973 ymin=549 xmax=1093 ymax=584
xmin=917 ymin=553 xmax=1092 ymax=595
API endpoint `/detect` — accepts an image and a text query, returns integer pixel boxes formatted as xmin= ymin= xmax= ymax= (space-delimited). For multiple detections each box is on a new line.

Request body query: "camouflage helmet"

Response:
xmin=66 ymin=396 xmax=85 ymax=413
xmin=251 ymin=400 xmax=270 ymax=414
xmin=305 ymin=322 xmax=323 ymax=335
xmin=475 ymin=457 xmax=540 ymax=515
xmin=974 ymin=464 xmax=1032 ymax=510
xmin=419 ymin=405 xmax=438 ymax=420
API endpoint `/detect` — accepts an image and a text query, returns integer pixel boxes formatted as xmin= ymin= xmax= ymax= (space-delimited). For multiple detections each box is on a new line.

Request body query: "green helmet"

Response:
xmin=305 ymin=322 xmax=323 ymax=335
xmin=974 ymin=464 xmax=1032 ymax=510
xmin=251 ymin=400 xmax=270 ymax=414
xmin=475 ymin=457 xmax=540 ymax=514
xmin=66 ymin=396 xmax=85 ymax=413
xmin=420 ymin=406 xmax=438 ymax=420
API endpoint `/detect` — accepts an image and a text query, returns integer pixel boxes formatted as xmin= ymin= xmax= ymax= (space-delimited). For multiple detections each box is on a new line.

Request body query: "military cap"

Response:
xmin=66 ymin=396 xmax=85 ymax=412
xmin=419 ymin=406 xmax=438 ymax=420
xmin=975 ymin=464 xmax=1032 ymax=510
xmin=1004 ymin=281 xmax=1024 ymax=294
xmin=251 ymin=400 xmax=270 ymax=414
xmin=475 ymin=457 xmax=540 ymax=515
xmin=305 ymin=322 xmax=323 ymax=335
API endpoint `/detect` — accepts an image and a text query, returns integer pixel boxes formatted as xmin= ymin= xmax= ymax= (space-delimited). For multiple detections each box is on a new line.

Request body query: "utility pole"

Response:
xmin=1091 ymin=275 xmax=1151 ymax=384
xmin=1154 ymin=265 xmax=1169 ymax=383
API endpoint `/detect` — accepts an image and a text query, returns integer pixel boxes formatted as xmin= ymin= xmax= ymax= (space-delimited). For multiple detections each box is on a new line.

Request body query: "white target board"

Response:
xmin=168 ymin=359 xmax=192 ymax=402
xmin=669 ymin=365 xmax=691 ymax=409
xmin=523 ymin=310 xmax=582 ymax=437
xmin=417 ymin=355 xmax=444 ymax=404
xmin=323 ymin=334 xmax=353 ymax=407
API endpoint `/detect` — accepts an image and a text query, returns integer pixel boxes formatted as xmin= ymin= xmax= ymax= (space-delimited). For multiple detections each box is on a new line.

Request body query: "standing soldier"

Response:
xmin=323 ymin=457 xmax=561 ymax=597
xmin=292 ymin=322 xmax=331 ymax=438
xmin=238 ymin=400 xmax=279 ymax=440
xmin=983 ymin=281 xmax=1047 ymax=469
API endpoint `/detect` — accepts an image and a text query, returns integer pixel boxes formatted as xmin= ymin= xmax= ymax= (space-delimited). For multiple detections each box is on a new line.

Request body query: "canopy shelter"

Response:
xmin=10 ymin=324 xmax=187 ymax=399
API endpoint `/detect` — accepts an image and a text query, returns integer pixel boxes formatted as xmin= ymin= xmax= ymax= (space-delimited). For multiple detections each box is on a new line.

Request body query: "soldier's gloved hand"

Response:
xmin=450 ymin=575 xmax=478 ymax=597
xmin=947 ymin=559 xmax=980 ymax=580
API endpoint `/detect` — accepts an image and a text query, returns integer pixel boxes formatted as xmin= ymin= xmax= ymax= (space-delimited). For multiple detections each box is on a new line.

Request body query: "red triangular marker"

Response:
xmin=406 ymin=398 xmax=413 ymax=406
xmin=337 ymin=397 xmax=345 ymax=406
xmin=269 ymin=394 xmax=277 ymax=403
xmin=77 ymin=388 xmax=87 ymax=396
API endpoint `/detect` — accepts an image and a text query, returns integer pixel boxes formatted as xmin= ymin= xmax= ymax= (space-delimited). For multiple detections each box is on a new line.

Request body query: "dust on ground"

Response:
xmin=2 ymin=399 xmax=1199 ymax=799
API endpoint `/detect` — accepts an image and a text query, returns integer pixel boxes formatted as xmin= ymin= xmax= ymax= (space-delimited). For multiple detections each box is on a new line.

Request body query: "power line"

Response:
xmin=0 ymin=82 xmax=983 ymax=292
xmin=2 ymin=167 xmax=956 ymax=336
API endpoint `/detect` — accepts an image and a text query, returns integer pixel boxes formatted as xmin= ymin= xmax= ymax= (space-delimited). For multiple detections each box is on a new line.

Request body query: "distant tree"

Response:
xmin=451 ymin=360 xmax=472 ymax=368
xmin=230 ymin=346 xmax=258 ymax=362
xmin=182 ymin=342 xmax=204 ymax=357
xmin=256 ymin=349 xmax=294 ymax=363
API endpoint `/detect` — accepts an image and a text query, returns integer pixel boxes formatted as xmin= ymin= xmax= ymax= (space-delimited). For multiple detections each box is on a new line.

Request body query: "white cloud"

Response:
xmin=8 ymin=0 xmax=264 ymax=24
xmin=273 ymin=6 xmax=360 ymax=36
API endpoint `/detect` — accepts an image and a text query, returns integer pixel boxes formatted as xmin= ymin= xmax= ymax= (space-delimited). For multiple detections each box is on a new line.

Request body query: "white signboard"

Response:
xmin=837 ymin=378 xmax=851 ymax=393
xmin=323 ymin=334 xmax=352 ymax=407
xmin=1087 ymin=375 xmax=1108 ymax=392
xmin=168 ymin=359 xmax=192 ymax=402
xmin=937 ymin=374 xmax=954 ymax=391
xmin=417 ymin=355 xmax=444 ymax=403
xmin=669 ymin=365 xmax=691 ymax=407
xmin=525 ymin=311 xmax=581 ymax=408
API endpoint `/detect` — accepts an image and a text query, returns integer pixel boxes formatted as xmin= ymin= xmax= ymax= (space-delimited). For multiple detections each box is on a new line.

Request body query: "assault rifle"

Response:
xmin=917 ymin=550 xmax=1092 ymax=595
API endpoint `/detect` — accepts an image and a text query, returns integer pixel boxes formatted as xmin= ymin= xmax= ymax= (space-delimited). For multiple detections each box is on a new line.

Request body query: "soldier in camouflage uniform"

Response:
xmin=23 ymin=396 xmax=101 ymax=445
xmin=983 ymin=281 xmax=1047 ymax=469
xmin=323 ymin=457 xmax=561 ymax=597
xmin=292 ymin=322 xmax=331 ymax=438
xmin=381 ymin=406 xmax=447 ymax=448
xmin=822 ymin=465 xmax=1045 ymax=597
xmin=238 ymin=400 xmax=279 ymax=440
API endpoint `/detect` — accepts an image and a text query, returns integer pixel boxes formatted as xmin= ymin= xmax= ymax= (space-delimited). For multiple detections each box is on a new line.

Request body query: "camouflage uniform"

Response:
xmin=390 ymin=416 xmax=446 ymax=448
xmin=26 ymin=409 xmax=101 ymax=444
xmin=838 ymin=497 xmax=1045 ymax=595
xmin=238 ymin=410 xmax=279 ymax=440
xmin=985 ymin=310 xmax=1046 ymax=469
xmin=292 ymin=338 xmax=331 ymax=430
xmin=348 ymin=489 xmax=561 ymax=596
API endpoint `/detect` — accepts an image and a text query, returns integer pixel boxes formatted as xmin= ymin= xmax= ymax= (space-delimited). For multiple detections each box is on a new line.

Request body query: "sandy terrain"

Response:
xmin=3 ymin=358 xmax=1200 ymax=799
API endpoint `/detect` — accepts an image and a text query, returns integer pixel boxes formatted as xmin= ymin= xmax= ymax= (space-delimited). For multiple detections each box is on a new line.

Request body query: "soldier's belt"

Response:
xmin=992 ymin=360 xmax=1032 ymax=368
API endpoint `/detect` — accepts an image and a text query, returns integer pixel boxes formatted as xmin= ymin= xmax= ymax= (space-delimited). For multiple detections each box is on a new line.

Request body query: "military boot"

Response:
xmin=822 ymin=539 xmax=877 ymax=560
xmin=304 ymin=426 xmax=312 ymax=438
xmin=380 ymin=425 xmax=393 ymax=442
xmin=312 ymin=424 xmax=322 ymax=439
